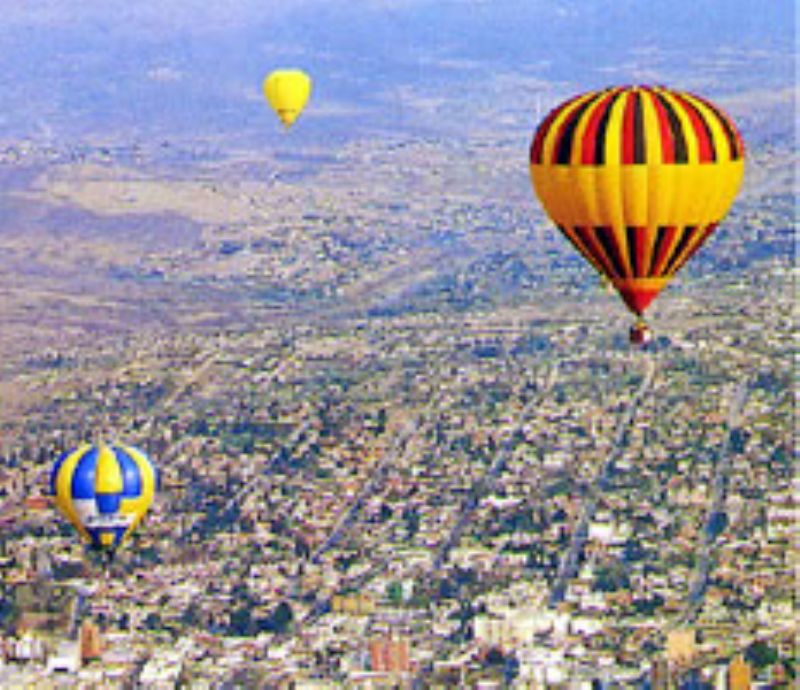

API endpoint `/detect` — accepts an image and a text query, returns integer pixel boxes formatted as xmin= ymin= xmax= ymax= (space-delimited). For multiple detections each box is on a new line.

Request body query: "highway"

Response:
xmin=431 ymin=363 xmax=559 ymax=572
xmin=309 ymin=416 xmax=418 ymax=565
xmin=301 ymin=361 xmax=559 ymax=629
xmin=549 ymin=354 xmax=657 ymax=607
xmin=677 ymin=378 xmax=750 ymax=625
xmin=409 ymin=362 xmax=560 ymax=687
xmin=298 ymin=417 xmax=419 ymax=627
xmin=177 ymin=418 xmax=313 ymax=545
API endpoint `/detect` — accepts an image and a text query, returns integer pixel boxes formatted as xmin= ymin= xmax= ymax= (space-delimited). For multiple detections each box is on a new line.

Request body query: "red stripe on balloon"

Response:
xmin=647 ymin=90 xmax=676 ymax=164
xmin=673 ymin=93 xmax=715 ymax=163
xmin=579 ymin=91 xmax=616 ymax=164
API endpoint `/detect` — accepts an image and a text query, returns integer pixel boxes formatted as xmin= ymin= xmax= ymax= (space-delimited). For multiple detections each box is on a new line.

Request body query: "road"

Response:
xmin=178 ymin=419 xmax=313 ymax=545
xmin=299 ymin=384 xmax=450 ymax=627
xmin=301 ymin=361 xmax=559 ymax=630
xmin=431 ymin=365 xmax=557 ymax=573
xmin=409 ymin=362 xmax=560 ymax=687
xmin=549 ymin=354 xmax=657 ymax=607
xmin=309 ymin=418 xmax=417 ymax=565
xmin=298 ymin=418 xmax=420 ymax=627
xmin=677 ymin=378 xmax=750 ymax=625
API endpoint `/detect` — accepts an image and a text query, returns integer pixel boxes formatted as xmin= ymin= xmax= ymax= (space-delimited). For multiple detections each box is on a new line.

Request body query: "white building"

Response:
xmin=473 ymin=607 xmax=568 ymax=649
xmin=46 ymin=640 xmax=80 ymax=675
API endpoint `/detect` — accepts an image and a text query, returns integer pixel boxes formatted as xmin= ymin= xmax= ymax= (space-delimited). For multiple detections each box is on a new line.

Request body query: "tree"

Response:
xmin=181 ymin=602 xmax=200 ymax=628
xmin=745 ymin=640 xmax=778 ymax=669
xmin=294 ymin=537 xmax=311 ymax=559
xmin=593 ymin=562 xmax=630 ymax=593
xmin=269 ymin=602 xmax=293 ymax=634
xmin=144 ymin=612 xmax=162 ymax=631
xmin=386 ymin=581 xmax=404 ymax=606
xmin=485 ymin=647 xmax=505 ymax=666
xmin=375 ymin=408 xmax=387 ymax=435
xmin=438 ymin=577 xmax=458 ymax=600
xmin=404 ymin=509 xmax=421 ymax=537
xmin=503 ymin=655 xmax=520 ymax=685
xmin=229 ymin=606 xmax=253 ymax=636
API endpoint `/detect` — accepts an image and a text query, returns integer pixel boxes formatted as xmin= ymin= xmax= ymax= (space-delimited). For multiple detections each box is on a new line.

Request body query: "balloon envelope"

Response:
xmin=263 ymin=69 xmax=312 ymax=128
xmin=50 ymin=443 xmax=157 ymax=551
xmin=530 ymin=85 xmax=744 ymax=317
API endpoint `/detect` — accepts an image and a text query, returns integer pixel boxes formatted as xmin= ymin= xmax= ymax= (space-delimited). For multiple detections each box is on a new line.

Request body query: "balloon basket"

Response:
xmin=629 ymin=321 xmax=653 ymax=347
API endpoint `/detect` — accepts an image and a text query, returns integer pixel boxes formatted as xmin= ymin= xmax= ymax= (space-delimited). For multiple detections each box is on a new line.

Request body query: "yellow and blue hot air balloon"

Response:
xmin=50 ymin=443 xmax=157 ymax=552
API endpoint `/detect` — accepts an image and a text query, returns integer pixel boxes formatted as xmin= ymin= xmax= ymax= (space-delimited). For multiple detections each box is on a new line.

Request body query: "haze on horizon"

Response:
xmin=0 ymin=0 xmax=793 ymax=147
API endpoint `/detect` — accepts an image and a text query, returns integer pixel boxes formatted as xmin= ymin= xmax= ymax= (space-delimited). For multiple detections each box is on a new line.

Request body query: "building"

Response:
xmin=80 ymin=620 xmax=102 ymax=662
xmin=728 ymin=655 xmax=751 ymax=690
xmin=331 ymin=593 xmax=375 ymax=616
xmin=667 ymin=629 xmax=697 ymax=668
xmin=368 ymin=636 xmax=410 ymax=674
xmin=46 ymin=640 xmax=80 ymax=675
xmin=473 ymin=607 xmax=563 ymax=650
xmin=650 ymin=658 xmax=669 ymax=690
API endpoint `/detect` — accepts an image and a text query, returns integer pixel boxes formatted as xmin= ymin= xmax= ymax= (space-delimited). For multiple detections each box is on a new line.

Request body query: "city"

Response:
xmin=0 ymin=136 xmax=794 ymax=687
xmin=0 ymin=2 xmax=795 ymax=688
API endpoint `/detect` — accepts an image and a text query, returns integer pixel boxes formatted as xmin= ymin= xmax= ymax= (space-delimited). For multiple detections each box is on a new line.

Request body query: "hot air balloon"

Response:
xmin=50 ymin=443 xmax=157 ymax=553
xmin=263 ymin=69 xmax=312 ymax=129
xmin=529 ymin=85 xmax=744 ymax=344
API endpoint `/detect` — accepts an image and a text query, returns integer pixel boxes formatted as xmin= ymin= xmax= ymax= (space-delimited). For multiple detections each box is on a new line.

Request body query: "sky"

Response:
xmin=0 ymin=0 xmax=794 ymax=146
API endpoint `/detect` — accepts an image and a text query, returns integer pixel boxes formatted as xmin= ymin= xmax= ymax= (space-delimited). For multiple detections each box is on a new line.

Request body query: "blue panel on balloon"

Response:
xmin=114 ymin=447 xmax=142 ymax=497
xmin=111 ymin=525 xmax=127 ymax=546
xmin=96 ymin=493 xmax=121 ymax=513
xmin=50 ymin=451 xmax=69 ymax=496
xmin=71 ymin=448 xmax=98 ymax=499
xmin=86 ymin=527 xmax=103 ymax=549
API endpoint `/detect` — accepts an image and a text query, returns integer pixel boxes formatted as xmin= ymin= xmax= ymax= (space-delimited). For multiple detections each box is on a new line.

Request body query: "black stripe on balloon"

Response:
xmin=664 ymin=226 xmax=696 ymax=274
xmin=594 ymin=91 xmax=621 ymax=165
xmin=594 ymin=226 xmax=627 ymax=278
xmin=671 ymin=222 xmax=717 ymax=274
xmin=531 ymin=102 xmax=567 ymax=164
xmin=694 ymin=95 xmax=741 ymax=161
xmin=632 ymin=91 xmax=645 ymax=164
xmin=626 ymin=226 xmax=641 ymax=277
xmin=555 ymin=96 xmax=598 ymax=164
xmin=654 ymin=93 xmax=688 ymax=164
xmin=651 ymin=226 xmax=670 ymax=276
xmin=679 ymin=95 xmax=717 ymax=162
xmin=559 ymin=225 xmax=603 ymax=273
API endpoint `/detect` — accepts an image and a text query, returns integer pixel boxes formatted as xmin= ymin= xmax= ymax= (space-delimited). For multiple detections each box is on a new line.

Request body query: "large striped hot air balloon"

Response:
xmin=50 ymin=443 xmax=157 ymax=552
xmin=530 ymin=85 xmax=744 ymax=344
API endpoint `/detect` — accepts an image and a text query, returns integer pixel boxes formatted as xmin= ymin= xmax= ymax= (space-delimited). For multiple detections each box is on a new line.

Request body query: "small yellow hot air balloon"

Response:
xmin=263 ymin=69 xmax=312 ymax=129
